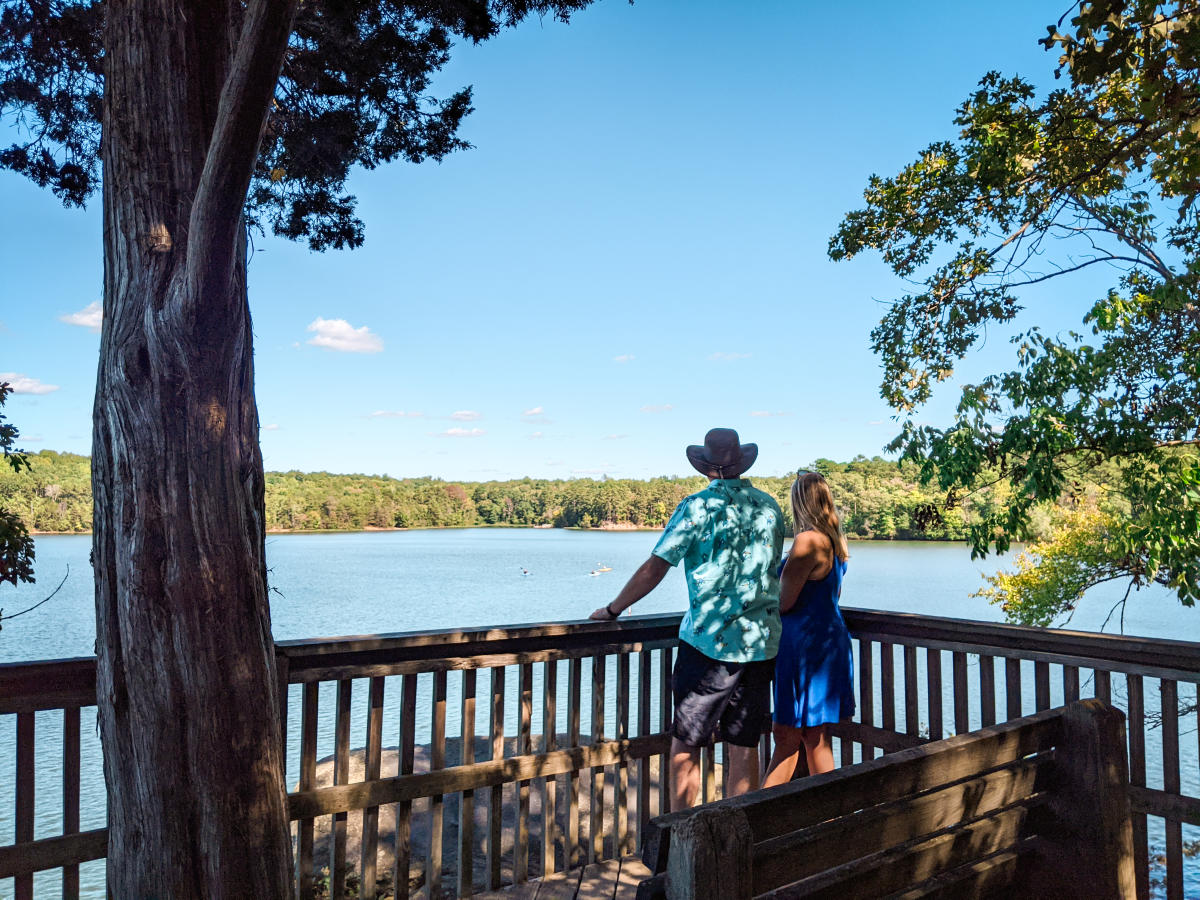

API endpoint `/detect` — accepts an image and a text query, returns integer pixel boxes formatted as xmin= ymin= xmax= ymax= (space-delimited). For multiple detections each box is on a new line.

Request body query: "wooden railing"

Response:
xmin=2 ymin=609 xmax=1198 ymax=899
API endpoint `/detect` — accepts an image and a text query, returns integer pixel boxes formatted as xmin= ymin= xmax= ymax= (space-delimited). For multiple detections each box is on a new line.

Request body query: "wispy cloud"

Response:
xmin=0 ymin=373 xmax=59 ymax=395
xmin=640 ymin=404 xmax=673 ymax=414
xmin=528 ymin=431 xmax=545 ymax=439
xmin=450 ymin=410 xmax=481 ymax=422
xmin=523 ymin=406 xmax=543 ymax=416
xmin=750 ymin=410 xmax=791 ymax=418
xmin=522 ymin=405 xmax=552 ymax=424
xmin=439 ymin=427 xmax=485 ymax=438
xmin=613 ymin=354 xmax=635 ymax=363
xmin=603 ymin=433 xmax=628 ymax=440
xmin=371 ymin=410 xmax=424 ymax=418
xmin=262 ymin=423 xmax=280 ymax=431
xmin=708 ymin=351 xmax=751 ymax=362
xmin=306 ymin=317 xmax=384 ymax=353
xmin=59 ymin=301 xmax=103 ymax=332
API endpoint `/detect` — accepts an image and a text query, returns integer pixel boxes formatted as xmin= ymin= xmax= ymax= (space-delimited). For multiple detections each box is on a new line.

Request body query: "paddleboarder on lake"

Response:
xmin=590 ymin=428 xmax=784 ymax=809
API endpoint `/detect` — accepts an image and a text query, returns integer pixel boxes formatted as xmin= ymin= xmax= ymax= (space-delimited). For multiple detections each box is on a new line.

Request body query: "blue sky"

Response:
xmin=1 ymin=1 xmax=1097 ymax=481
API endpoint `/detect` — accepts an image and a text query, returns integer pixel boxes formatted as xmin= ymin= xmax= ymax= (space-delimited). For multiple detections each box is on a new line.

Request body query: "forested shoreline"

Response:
xmin=1 ymin=450 xmax=1051 ymax=541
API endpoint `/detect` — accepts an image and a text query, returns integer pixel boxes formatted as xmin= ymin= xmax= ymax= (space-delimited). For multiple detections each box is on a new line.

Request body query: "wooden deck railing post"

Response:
xmin=1041 ymin=699 xmax=1137 ymax=899
xmin=663 ymin=806 xmax=751 ymax=900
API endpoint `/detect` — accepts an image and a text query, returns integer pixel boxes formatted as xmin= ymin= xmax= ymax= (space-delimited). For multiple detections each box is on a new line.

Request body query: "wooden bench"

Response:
xmin=637 ymin=700 xmax=1137 ymax=899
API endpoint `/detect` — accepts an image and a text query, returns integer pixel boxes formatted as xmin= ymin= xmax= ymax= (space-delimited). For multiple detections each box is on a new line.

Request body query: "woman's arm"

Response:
xmin=778 ymin=531 xmax=824 ymax=615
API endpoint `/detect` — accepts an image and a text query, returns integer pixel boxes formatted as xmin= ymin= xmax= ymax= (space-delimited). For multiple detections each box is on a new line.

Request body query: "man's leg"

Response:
xmin=725 ymin=743 xmax=760 ymax=797
xmin=670 ymin=738 xmax=701 ymax=811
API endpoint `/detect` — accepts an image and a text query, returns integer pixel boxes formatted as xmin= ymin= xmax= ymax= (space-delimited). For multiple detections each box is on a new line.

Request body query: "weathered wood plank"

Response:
xmin=859 ymin=638 xmax=874 ymax=760
xmin=15 ymin=710 xmax=33 ymax=900
xmin=826 ymin=721 xmax=926 ymax=755
xmin=62 ymin=705 xmax=81 ymax=900
xmin=568 ymin=656 xmax=583 ymax=869
xmin=904 ymin=644 xmax=919 ymax=737
xmin=1005 ymin=658 xmax=1022 ymax=721
xmin=1094 ymin=669 xmax=1112 ymax=704
xmin=658 ymin=646 xmax=672 ymax=814
xmin=952 ymin=652 xmax=968 ymax=735
xmin=298 ymin=681 xmax=319 ymax=900
xmin=591 ymin=653 xmax=606 ymax=863
xmin=637 ymin=649 xmax=652 ymax=846
xmin=880 ymin=641 xmax=896 ymax=734
xmin=1126 ymin=785 xmax=1200 ymax=824
xmin=460 ymin=669 xmax=478 ymax=899
xmin=1161 ymin=679 xmax=1182 ymax=900
xmin=887 ymin=846 xmax=1027 ymax=899
xmin=362 ymin=676 xmax=385 ymax=900
xmin=578 ymin=858 xmax=623 ymax=900
xmin=488 ymin=666 xmax=505 ymax=891
xmin=1063 ymin=664 xmax=1080 ymax=704
xmin=516 ymin=662 xmax=533 ymax=884
xmin=541 ymin=659 xmax=558 ymax=879
xmin=430 ymin=670 xmax=448 ymax=898
xmin=535 ymin=866 xmax=583 ymax=900
xmin=332 ymin=679 xmax=353 ymax=899
xmin=1127 ymin=673 xmax=1149 ymax=900
xmin=617 ymin=652 xmax=631 ymax=855
xmin=0 ymin=829 xmax=107 ymax=878
xmin=1034 ymin=661 xmax=1050 ymax=711
xmin=616 ymin=855 xmax=654 ymax=900
xmin=665 ymin=806 xmax=752 ymax=900
xmin=926 ymin=647 xmax=942 ymax=742
xmin=979 ymin=654 xmax=996 ymax=728
xmin=395 ymin=673 xmax=417 ymax=900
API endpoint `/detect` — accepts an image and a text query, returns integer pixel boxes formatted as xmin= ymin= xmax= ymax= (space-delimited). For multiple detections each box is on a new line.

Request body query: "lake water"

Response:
xmin=1 ymin=529 xmax=1196 ymax=897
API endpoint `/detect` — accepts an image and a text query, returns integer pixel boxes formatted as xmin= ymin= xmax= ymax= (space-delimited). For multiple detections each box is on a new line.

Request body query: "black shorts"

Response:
xmin=671 ymin=641 xmax=774 ymax=748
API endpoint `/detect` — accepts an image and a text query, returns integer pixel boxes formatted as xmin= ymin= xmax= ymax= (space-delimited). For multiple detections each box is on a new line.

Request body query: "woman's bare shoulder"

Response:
xmin=789 ymin=530 xmax=826 ymax=558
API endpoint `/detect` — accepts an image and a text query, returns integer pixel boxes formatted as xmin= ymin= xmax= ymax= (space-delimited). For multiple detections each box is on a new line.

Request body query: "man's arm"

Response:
xmin=590 ymin=555 xmax=671 ymax=620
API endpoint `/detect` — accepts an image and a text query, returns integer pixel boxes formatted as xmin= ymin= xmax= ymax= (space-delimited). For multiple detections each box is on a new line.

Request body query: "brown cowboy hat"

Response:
xmin=686 ymin=427 xmax=758 ymax=478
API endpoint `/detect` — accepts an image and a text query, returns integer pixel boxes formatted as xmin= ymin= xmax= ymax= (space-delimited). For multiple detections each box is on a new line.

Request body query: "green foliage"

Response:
xmin=1 ymin=0 xmax=594 ymax=249
xmin=0 ymin=382 xmax=33 ymax=587
xmin=830 ymin=0 xmax=1200 ymax=612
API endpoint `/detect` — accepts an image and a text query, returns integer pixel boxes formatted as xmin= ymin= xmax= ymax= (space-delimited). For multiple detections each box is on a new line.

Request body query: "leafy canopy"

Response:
xmin=0 ymin=382 xmax=34 ymax=589
xmin=830 ymin=0 xmax=1200 ymax=619
xmin=0 ymin=0 xmax=593 ymax=250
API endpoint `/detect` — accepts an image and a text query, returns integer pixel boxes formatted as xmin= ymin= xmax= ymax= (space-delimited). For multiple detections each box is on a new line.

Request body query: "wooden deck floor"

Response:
xmin=473 ymin=856 xmax=652 ymax=900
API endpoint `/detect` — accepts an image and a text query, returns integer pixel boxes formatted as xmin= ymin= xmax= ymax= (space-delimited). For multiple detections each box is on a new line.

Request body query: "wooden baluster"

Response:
xmin=1034 ymin=660 xmax=1050 ymax=711
xmin=880 ymin=642 xmax=895 ymax=736
xmin=332 ymin=679 xmax=352 ymax=899
xmin=659 ymin=646 xmax=673 ymax=814
xmin=952 ymin=651 xmax=968 ymax=735
xmin=298 ymin=682 xmax=319 ymax=900
xmin=1063 ymin=665 xmax=1080 ymax=703
xmin=1005 ymin=658 xmax=1022 ymax=721
xmin=15 ymin=711 xmax=33 ymax=900
xmin=1127 ymin=673 xmax=1149 ymax=900
xmin=1094 ymin=669 xmax=1112 ymax=705
xmin=459 ymin=669 xmax=477 ymax=899
xmin=926 ymin=648 xmax=942 ymax=742
xmin=542 ymin=660 xmax=559 ymax=878
xmin=903 ymin=644 xmax=919 ymax=737
xmin=700 ymin=742 xmax=714 ymax=804
xmin=859 ymin=639 xmax=874 ymax=759
xmin=568 ymin=657 xmax=582 ymax=869
xmin=395 ymin=674 xmax=417 ymax=900
xmin=1162 ymin=679 xmax=1182 ymax=900
xmin=979 ymin=654 xmax=996 ymax=728
xmin=616 ymin=652 xmax=631 ymax=856
xmin=487 ymin=667 xmax=505 ymax=890
xmin=361 ymin=677 xmax=385 ymax=900
xmin=429 ymin=670 xmax=447 ymax=898
xmin=277 ymin=656 xmax=290 ymax=771
xmin=62 ymin=706 xmax=81 ymax=900
xmin=590 ymin=653 xmax=606 ymax=862
xmin=516 ymin=663 xmax=532 ymax=883
xmin=637 ymin=649 xmax=652 ymax=846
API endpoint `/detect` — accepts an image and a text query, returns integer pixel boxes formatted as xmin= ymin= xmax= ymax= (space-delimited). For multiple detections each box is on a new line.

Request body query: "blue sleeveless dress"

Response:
xmin=773 ymin=554 xmax=855 ymax=728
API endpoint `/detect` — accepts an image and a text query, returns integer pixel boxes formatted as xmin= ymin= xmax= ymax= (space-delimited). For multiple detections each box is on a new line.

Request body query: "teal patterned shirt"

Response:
xmin=652 ymin=478 xmax=784 ymax=662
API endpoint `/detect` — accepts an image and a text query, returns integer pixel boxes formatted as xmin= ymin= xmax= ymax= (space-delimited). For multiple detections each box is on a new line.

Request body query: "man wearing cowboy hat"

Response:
xmin=591 ymin=427 xmax=784 ymax=809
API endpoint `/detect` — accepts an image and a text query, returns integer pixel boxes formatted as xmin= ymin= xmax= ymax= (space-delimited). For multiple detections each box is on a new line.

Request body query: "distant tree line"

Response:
xmin=0 ymin=450 xmax=1062 ymax=541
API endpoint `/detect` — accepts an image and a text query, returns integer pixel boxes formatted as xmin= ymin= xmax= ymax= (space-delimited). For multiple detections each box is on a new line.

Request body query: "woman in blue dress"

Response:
xmin=762 ymin=471 xmax=854 ymax=786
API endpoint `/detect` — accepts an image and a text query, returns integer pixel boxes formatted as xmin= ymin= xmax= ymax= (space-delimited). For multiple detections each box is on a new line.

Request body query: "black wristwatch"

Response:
xmin=606 ymin=602 xmax=620 ymax=619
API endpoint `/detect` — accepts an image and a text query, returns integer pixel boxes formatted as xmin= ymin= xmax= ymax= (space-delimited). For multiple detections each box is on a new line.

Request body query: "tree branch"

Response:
xmin=186 ymin=0 xmax=301 ymax=304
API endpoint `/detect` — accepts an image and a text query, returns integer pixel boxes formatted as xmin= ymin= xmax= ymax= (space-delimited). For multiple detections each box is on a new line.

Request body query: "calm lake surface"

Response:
xmin=1 ymin=529 xmax=1196 ymax=897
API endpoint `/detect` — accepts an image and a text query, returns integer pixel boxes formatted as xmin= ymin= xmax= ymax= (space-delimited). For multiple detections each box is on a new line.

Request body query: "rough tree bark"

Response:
xmin=92 ymin=1 xmax=300 ymax=895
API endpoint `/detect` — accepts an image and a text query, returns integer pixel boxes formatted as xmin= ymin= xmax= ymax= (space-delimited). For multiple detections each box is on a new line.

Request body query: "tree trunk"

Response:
xmin=93 ymin=1 xmax=298 ymax=896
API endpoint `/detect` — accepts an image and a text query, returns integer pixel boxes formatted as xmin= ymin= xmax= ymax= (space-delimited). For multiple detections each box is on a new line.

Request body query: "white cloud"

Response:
xmin=640 ymin=404 xmax=673 ymax=414
xmin=306 ymin=317 xmax=383 ymax=353
xmin=439 ymin=427 xmax=485 ymax=438
xmin=613 ymin=354 xmax=634 ymax=363
xmin=59 ymin=301 xmax=103 ymax=332
xmin=450 ymin=410 xmax=481 ymax=421
xmin=262 ymin=423 xmax=280 ymax=431
xmin=0 ymin=373 xmax=60 ymax=395
xmin=528 ymin=431 xmax=545 ymax=439
xmin=708 ymin=351 xmax=752 ymax=362
xmin=371 ymin=410 xmax=424 ymax=418
xmin=523 ymin=406 xmax=544 ymax=416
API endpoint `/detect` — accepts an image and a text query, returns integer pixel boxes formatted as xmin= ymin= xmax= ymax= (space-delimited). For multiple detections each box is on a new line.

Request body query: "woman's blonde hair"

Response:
xmin=791 ymin=471 xmax=849 ymax=562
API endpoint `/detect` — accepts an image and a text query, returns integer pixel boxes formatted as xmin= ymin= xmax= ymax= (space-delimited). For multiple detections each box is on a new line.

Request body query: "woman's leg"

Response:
xmin=801 ymin=724 xmax=835 ymax=775
xmin=761 ymin=722 xmax=805 ymax=788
